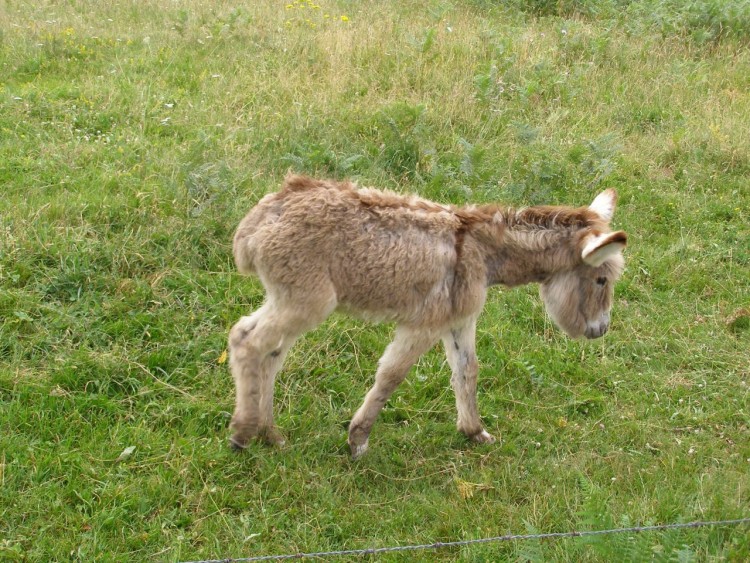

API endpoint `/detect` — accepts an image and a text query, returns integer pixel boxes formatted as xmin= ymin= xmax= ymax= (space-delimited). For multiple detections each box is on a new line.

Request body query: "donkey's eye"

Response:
xmin=596 ymin=277 xmax=607 ymax=287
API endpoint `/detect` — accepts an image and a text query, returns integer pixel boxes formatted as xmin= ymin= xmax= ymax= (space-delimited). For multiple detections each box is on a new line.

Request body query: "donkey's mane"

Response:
xmin=501 ymin=206 xmax=605 ymax=231
xmin=281 ymin=175 xmax=604 ymax=232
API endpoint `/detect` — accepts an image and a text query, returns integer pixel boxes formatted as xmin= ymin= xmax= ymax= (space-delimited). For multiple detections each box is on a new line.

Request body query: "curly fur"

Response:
xmin=227 ymin=175 xmax=627 ymax=457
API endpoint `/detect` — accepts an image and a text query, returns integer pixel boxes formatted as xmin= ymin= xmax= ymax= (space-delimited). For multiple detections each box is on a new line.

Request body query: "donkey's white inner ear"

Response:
xmin=582 ymin=231 xmax=627 ymax=267
xmin=589 ymin=189 xmax=617 ymax=222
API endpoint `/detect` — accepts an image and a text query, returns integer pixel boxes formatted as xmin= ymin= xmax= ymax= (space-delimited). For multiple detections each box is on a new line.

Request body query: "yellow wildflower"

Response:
xmin=217 ymin=350 xmax=228 ymax=365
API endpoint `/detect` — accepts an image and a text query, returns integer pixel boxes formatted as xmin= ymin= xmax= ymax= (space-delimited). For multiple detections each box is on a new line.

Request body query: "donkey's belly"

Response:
xmin=339 ymin=276 xmax=453 ymax=320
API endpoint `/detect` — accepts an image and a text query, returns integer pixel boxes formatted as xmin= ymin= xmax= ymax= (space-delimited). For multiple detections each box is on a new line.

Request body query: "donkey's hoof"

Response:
xmin=471 ymin=430 xmax=497 ymax=444
xmin=349 ymin=441 xmax=369 ymax=460
xmin=229 ymin=434 xmax=250 ymax=451
xmin=261 ymin=428 xmax=287 ymax=447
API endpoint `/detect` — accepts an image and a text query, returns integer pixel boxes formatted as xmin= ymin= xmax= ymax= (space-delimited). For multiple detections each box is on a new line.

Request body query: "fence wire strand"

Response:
xmin=181 ymin=516 xmax=750 ymax=563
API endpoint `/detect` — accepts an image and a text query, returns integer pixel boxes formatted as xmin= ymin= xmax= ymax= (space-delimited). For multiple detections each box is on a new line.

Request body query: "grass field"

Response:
xmin=1 ymin=0 xmax=749 ymax=560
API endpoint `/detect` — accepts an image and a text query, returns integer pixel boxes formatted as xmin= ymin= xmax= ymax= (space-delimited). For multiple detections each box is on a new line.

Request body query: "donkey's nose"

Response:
xmin=585 ymin=321 xmax=609 ymax=339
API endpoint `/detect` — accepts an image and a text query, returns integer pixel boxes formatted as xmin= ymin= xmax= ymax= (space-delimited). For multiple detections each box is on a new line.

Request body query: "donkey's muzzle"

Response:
xmin=584 ymin=322 xmax=609 ymax=339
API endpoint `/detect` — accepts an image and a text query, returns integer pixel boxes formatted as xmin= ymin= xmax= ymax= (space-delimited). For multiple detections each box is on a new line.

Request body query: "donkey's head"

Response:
xmin=539 ymin=190 xmax=627 ymax=339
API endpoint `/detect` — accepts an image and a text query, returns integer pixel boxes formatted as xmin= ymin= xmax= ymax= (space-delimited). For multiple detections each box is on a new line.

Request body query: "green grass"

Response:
xmin=1 ymin=0 xmax=749 ymax=560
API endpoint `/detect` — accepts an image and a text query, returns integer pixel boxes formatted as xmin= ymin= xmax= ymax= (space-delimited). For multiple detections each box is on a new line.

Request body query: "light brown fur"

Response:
xmin=228 ymin=175 xmax=627 ymax=457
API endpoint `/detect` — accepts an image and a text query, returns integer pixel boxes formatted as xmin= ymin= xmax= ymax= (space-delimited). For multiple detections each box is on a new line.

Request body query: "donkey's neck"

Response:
xmin=465 ymin=205 xmax=597 ymax=288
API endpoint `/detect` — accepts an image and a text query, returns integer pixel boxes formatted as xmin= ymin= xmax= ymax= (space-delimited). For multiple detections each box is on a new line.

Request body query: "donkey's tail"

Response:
xmin=233 ymin=228 xmax=258 ymax=276
xmin=233 ymin=192 xmax=281 ymax=276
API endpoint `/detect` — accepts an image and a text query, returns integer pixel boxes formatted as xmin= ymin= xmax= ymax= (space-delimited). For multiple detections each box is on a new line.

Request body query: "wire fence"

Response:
xmin=181 ymin=516 xmax=750 ymax=563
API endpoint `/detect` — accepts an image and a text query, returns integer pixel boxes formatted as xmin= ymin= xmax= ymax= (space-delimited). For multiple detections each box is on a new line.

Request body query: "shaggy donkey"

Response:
xmin=229 ymin=175 xmax=627 ymax=458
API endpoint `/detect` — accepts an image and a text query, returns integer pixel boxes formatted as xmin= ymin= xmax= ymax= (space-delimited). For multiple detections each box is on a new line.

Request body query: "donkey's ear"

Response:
xmin=582 ymin=231 xmax=627 ymax=267
xmin=589 ymin=189 xmax=617 ymax=222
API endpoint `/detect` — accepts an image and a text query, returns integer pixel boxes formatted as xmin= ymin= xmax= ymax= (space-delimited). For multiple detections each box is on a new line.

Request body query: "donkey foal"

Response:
xmin=229 ymin=175 xmax=627 ymax=458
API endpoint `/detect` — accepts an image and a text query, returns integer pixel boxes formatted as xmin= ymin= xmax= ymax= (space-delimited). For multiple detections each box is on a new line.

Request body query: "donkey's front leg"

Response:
xmin=442 ymin=319 xmax=496 ymax=445
xmin=348 ymin=326 xmax=438 ymax=459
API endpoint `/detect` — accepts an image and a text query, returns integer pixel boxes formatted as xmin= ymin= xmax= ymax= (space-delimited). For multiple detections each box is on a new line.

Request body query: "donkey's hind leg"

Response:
xmin=228 ymin=291 xmax=335 ymax=449
xmin=228 ymin=304 xmax=283 ymax=449
xmin=348 ymin=326 xmax=439 ymax=459
xmin=442 ymin=318 xmax=495 ymax=445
